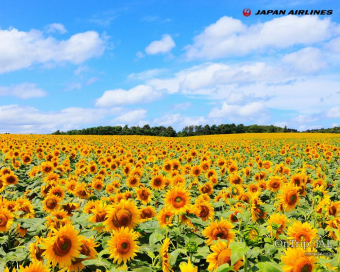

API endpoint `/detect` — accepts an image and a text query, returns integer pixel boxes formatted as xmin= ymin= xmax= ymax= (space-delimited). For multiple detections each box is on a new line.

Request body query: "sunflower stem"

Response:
xmin=244 ymin=254 xmax=248 ymax=272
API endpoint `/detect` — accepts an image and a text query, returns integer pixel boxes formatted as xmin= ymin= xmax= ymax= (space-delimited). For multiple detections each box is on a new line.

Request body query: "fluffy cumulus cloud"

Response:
xmin=0 ymin=83 xmax=46 ymax=99
xmin=208 ymin=102 xmax=268 ymax=124
xmin=184 ymin=16 xmax=337 ymax=60
xmin=147 ymin=62 xmax=291 ymax=95
xmin=0 ymin=27 xmax=106 ymax=73
xmin=282 ymin=47 xmax=328 ymax=73
xmin=95 ymin=85 xmax=162 ymax=107
xmin=153 ymin=114 xmax=206 ymax=128
xmin=113 ymin=109 xmax=147 ymax=124
xmin=0 ymin=105 xmax=121 ymax=134
xmin=145 ymin=34 xmax=175 ymax=55
xmin=326 ymin=106 xmax=340 ymax=118
xmin=45 ymin=23 xmax=67 ymax=34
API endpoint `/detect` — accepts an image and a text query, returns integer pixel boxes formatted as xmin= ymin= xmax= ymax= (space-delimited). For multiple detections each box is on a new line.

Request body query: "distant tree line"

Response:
xmin=304 ymin=126 xmax=340 ymax=133
xmin=52 ymin=124 xmax=298 ymax=137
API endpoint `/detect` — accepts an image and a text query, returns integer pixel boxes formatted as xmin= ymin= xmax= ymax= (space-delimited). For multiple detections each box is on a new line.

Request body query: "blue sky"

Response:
xmin=0 ymin=0 xmax=339 ymax=133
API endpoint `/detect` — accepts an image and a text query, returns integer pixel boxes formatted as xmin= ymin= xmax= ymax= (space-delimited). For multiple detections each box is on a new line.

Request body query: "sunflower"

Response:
xmin=199 ymin=183 xmax=213 ymax=195
xmin=29 ymin=236 xmax=45 ymax=262
xmin=281 ymin=247 xmax=316 ymax=272
xmin=326 ymin=201 xmax=340 ymax=217
xmin=83 ymin=200 xmax=97 ymax=214
xmin=136 ymin=187 xmax=153 ymax=205
xmin=158 ymin=207 xmax=174 ymax=228
xmin=0 ymin=179 xmax=6 ymax=193
xmin=277 ymin=183 xmax=300 ymax=212
xmin=0 ymin=207 xmax=14 ymax=232
xmin=228 ymin=163 xmax=238 ymax=173
xmin=89 ymin=202 xmax=108 ymax=232
xmin=267 ymin=213 xmax=288 ymax=237
xmin=191 ymin=165 xmax=202 ymax=177
xmin=3 ymin=173 xmax=18 ymax=186
xmin=42 ymin=195 xmax=61 ymax=213
xmin=107 ymin=227 xmax=139 ymax=265
xmin=61 ymin=202 xmax=80 ymax=216
xmin=140 ymin=206 xmax=156 ymax=221
xmin=267 ymin=176 xmax=282 ymax=192
xmin=290 ymin=173 xmax=307 ymax=187
xmin=180 ymin=259 xmax=197 ymax=272
xmin=287 ymin=221 xmax=318 ymax=244
xmin=74 ymin=183 xmax=91 ymax=199
xmin=41 ymin=161 xmax=54 ymax=175
xmin=163 ymin=161 xmax=172 ymax=173
xmin=127 ymin=175 xmax=140 ymax=188
xmin=161 ymin=237 xmax=173 ymax=272
xmin=194 ymin=201 xmax=215 ymax=221
xmin=105 ymin=199 xmax=140 ymax=231
xmin=150 ymin=175 xmax=166 ymax=191
xmin=172 ymin=175 xmax=186 ymax=187
xmin=92 ymin=178 xmax=104 ymax=191
xmin=19 ymin=261 xmax=50 ymax=272
xmin=69 ymin=237 xmax=98 ymax=272
xmin=164 ymin=187 xmax=191 ymax=215
xmin=42 ymin=224 xmax=82 ymax=268
xmin=49 ymin=186 xmax=65 ymax=200
xmin=207 ymin=241 xmax=243 ymax=272
xmin=202 ymin=218 xmax=235 ymax=245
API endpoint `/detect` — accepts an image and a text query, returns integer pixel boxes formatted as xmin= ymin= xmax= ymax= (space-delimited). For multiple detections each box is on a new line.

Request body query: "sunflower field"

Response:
xmin=1 ymin=133 xmax=340 ymax=272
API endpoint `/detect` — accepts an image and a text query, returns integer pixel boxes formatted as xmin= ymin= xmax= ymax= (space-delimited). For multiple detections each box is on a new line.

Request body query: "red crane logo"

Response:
xmin=243 ymin=8 xmax=251 ymax=17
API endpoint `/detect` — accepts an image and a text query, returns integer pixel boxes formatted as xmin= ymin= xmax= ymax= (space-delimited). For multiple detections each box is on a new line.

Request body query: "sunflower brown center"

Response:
xmin=293 ymin=257 xmax=313 ymax=272
xmin=113 ymin=209 xmax=132 ymax=227
xmin=295 ymin=232 xmax=310 ymax=242
xmin=6 ymin=176 xmax=16 ymax=184
xmin=141 ymin=209 xmax=152 ymax=219
xmin=140 ymin=190 xmax=149 ymax=200
xmin=96 ymin=211 xmax=107 ymax=222
xmin=286 ymin=192 xmax=298 ymax=205
xmin=0 ymin=215 xmax=8 ymax=227
xmin=153 ymin=178 xmax=162 ymax=186
xmin=271 ymin=181 xmax=280 ymax=188
xmin=329 ymin=205 xmax=337 ymax=216
xmin=217 ymin=249 xmax=232 ymax=266
xmin=35 ymin=246 xmax=45 ymax=261
xmin=53 ymin=235 xmax=72 ymax=256
xmin=46 ymin=198 xmax=58 ymax=209
xmin=117 ymin=239 xmax=131 ymax=254
xmin=212 ymin=228 xmax=228 ymax=240
xmin=199 ymin=205 xmax=210 ymax=217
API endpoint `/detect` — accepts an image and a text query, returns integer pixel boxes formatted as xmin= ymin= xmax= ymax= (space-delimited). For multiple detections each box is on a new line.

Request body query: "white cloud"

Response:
xmin=147 ymin=62 xmax=290 ymax=94
xmin=0 ymin=83 xmax=46 ymax=99
xmin=145 ymin=34 xmax=175 ymax=55
xmin=326 ymin=106 xmax=340 ymax=118
xmin=154 ymin=113 xmax=206 ymax=128
xmin=86 ymin=77 xmax=99 ymax=85
xmin=172 ymin=102 xmax=191 ymax=110
xmin=184 ymin=16 xmax=337 ymax=60
xmin=0 ymin=27 xmax=106 ymax=73
xmin=95 ymin=85 xmax=161 ymax=107
xmin=209 ymin=102 xmax=266 ymax=119
xmin=324 ymin=37 xmax=340 ymax=53
xmin=74 ymin=66 xmax=90 ymax=75
xmin=282 ymin=47 xmax=327 ymax=73
xmin=136 ymin=51 xmax=144 ymax=59
xmin=128 ymin=69 xmax=167 ymax=81
xmin=45 ymin=23 xmax=67 ymax=34
xmin=113 ymin=109 xmax=147 ymax=124
xmin=0 ymin=105 xmax=121 ymax=134
xmin=65 ymin=83 xmax=82 ymax=92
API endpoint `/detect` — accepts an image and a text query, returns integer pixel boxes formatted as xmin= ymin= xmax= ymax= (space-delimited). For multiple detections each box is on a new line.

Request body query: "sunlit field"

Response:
xmin=1 ymin=133 xmax=340 ymax=272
